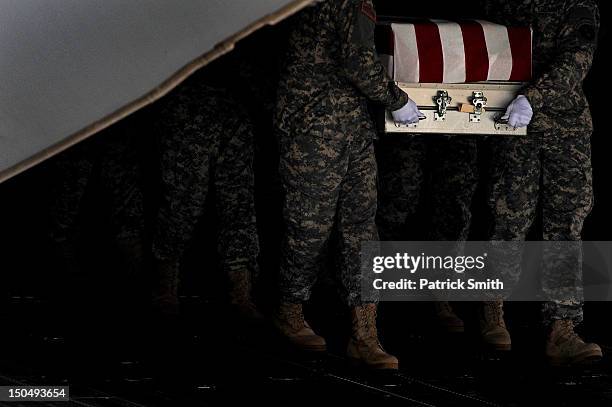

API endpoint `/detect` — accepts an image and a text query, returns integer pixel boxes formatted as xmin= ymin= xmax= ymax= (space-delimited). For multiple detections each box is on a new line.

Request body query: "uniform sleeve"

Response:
xmin=522 ymin=0 xmax=600 ymax=111
xmin=333 ymin=0 xmax=408 ymax=110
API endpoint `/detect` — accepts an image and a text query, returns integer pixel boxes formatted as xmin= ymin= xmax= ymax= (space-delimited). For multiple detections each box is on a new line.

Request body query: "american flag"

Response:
xmin=377 ymin=20 xmax=532 ymax=84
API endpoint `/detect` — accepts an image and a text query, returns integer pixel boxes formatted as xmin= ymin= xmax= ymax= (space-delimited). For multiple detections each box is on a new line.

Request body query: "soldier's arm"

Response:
xmin=522 ymin=0 xmax=600 ymax=112
xmin=334 ymin=0 xmax=408 ymax=110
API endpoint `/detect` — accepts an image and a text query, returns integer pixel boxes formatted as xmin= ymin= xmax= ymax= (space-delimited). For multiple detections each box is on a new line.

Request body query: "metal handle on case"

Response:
xmin=494 ymin=116 xmax=518 ymax=131
xmin=394 ymin=114 xmax=426 ymax=128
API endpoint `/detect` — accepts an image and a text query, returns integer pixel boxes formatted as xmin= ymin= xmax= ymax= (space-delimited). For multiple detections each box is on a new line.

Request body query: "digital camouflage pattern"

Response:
xmin=276 ymin=0 xmax=407 ymax=306
xmin=427 ymin=137 xmax=479 ymax=242
xmin=48 ymin=143 xmax=94 ymax=244
xmin=481 ymin=0 xmax=599 ymax=325
xmin=479 ymin=0 xmax=599 ymax=133
xmin=376 ymin=136 xmax=427 ymax=241
xmin=376 ymin=136 xmax=478 ymax=242
xmin=152 ymin=78 xmax=260 ymax=281
xmin=275 ymin=0 xmax=408 ymax=135
xmin=487 ymin=131 xmax=593 ymax=324
xmin=48 ymin=123 xmax=145 ymax=245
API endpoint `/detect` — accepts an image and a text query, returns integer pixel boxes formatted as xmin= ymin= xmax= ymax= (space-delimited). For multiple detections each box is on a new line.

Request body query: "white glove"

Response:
xmin=392 ymin=98 xmax=425 ymax=125
xmin=501 ymin=95 xmax=533 ymax=128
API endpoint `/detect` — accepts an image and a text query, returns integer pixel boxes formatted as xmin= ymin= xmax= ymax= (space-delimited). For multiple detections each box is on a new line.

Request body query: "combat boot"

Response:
xmin=152 ymin=260 xmax=180 ymax=317
xmin=479 ymin=300 xmax=511 ymax=350
xmin=274 ymin=303 xmax=326 ymax=351
xmin=434 ymin=301 xmax=464 ymax=333
xmin=227 ymin=270 xmax=264 ymax=325
xmin=546 ymin=320 xmax=602 ymax=366
xmin=347 ymin=304 xmax=398 ymax=370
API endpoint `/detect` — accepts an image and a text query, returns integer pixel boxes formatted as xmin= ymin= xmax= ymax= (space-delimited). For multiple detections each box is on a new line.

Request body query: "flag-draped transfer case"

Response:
xmin=0 ymin=0 xmax=316 ymax=183
xmin=377 ymin=19 xmax=533 ymax=135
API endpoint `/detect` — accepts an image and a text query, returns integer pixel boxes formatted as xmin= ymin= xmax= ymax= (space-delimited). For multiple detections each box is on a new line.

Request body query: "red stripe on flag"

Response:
xmin=414 ymin=22 xmax=443 ymax=83
xmin=507 ymin=27 xmax=532 ymax=81
xmin=460 ymin=21 xmax=489 ymax=82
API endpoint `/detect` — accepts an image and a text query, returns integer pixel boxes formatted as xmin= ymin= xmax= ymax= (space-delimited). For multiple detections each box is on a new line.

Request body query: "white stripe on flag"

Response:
xmin=478 ymin=20 xmax=513 ymax=80
xmin=391 ymin=23 xmax=419 ymax=83
xmin=435 ymin=21 xmax=466 ymax=83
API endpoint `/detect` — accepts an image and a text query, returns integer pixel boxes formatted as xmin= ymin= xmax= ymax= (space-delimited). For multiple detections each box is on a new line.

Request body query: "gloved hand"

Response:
xmin=501 ymin=95 xmax=533 ymax=128
xmin=392 ymin=98 xmax=425 ymax=125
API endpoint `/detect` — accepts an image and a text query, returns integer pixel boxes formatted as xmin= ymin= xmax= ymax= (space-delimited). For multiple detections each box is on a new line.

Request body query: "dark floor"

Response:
xmin=1 ymin=292 xmax=611 ymax=407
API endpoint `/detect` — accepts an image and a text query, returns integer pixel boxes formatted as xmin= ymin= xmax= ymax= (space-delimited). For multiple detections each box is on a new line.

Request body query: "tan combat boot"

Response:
xmin=274 ymin=303 xmax=326 ymax=351
xmin=347 ymin=304 xmax=398 ymax=370
xmin=546 ymin=320 xmax=602 ymax=366
xmin=227 ymin=270 xmax=264 ymax=324
xmin=152 ymin=260 xmax=180 ymax=317
xmin=434 ymin=301 xmax=464 ymax=333
xmin=479 ymin=300 xmax=511 ymax=350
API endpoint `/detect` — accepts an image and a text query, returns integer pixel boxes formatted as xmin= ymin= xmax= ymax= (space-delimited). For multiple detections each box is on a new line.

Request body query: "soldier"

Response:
xmin=151 ymin=76 xmax=261 ymax=324
xmin=48 ymin=123 xmax=146 ymax=284
xmin=477 ymin=0 xmax=602 ymax=365
xmin=274 ymin=0 xmax=421 ymax=370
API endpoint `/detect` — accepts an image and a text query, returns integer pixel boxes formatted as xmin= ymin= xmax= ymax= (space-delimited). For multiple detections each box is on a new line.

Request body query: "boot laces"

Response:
xmin=436 ymin=301 xmax=454 ymax=315
xmin=483 ymin=301 xmax=504 ymax=326
xmin=283 ymin=304 xmax=305 ymax=332
xmin=360 ymin=306 xmax=382 ymax=349
xmin=554 ymin=320 xmax=583 ymax=346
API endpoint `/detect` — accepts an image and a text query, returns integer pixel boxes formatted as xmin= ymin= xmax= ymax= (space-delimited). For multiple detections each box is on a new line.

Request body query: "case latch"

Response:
xmin=469 ymin=91 xmax=487 ymax=123
xmin=433 ymin=90 xmax=451 ymax=121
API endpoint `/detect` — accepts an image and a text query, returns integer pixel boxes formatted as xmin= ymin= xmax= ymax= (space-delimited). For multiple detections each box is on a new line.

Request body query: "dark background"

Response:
xmin=0 ymin=1 xmax=610 ymax=405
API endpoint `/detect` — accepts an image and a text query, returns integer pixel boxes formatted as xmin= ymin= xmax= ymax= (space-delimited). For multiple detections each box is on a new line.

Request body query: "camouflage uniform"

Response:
xmin=48 ymin=142 xmax=94 ymax=244
xmin=152 ymin=79 xmax=259 ymax=279
xmin=376 ymin=135 xmax=478 ymax=242
xmin=375 ymin=136 xmax=426 ymax=242
xmin=275 ymin=0 xmax=408 ymax=306
xmin=48 ymin=123 xmax=145 ymax=246
xmin=480 ymin=0 xmax=599 ymax=325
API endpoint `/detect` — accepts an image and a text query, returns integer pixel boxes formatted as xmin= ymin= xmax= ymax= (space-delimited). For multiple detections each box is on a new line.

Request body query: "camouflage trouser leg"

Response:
xmin=337 ymin=133 xmax=378 ymax=306
xmin=279 ymin=129 xmax=377 ymax=306
xmin=486 ymin=135 xmax=539 ymax=300
xmin=487 ymin=132 xmax=592 ymax=325
xmin=212 ymin=118 xmax=260 ymax=277
xmin=487 ymin=135 xmax=541 ymax=240
xmin=279 ymin=130 xmax=348 ymax=303
xmin=153 ymin=94 xmax=259 ymax=273
xmin=48 ymin=141 xmax=95 ymax=243
xmin=427 ymin=136 xmax=478 ymax=242
xmin=98 ymin=131 xmax=145 ymax=243
xmin=375 ymin=136 xmax=426 ymax=241
xmin=152 ymin=122 xmax=212 ymax=263
xmin=376 ymin=135 xmax=477 ymax=242
xmin=540 ymin=131 xmax=593 ymax=325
